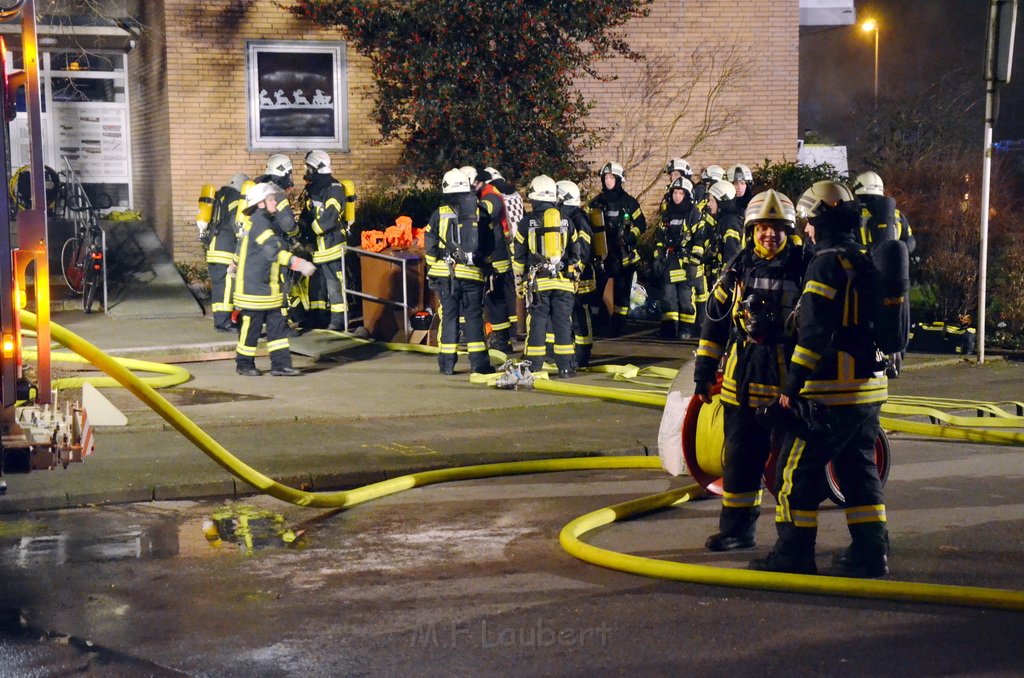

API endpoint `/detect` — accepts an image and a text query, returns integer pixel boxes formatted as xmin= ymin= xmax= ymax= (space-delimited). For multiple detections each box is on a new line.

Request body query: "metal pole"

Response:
xmin=873 ymin=28 xmax=879 ymax=107
xmin=978 ymin=81 xmax=995 ymax=364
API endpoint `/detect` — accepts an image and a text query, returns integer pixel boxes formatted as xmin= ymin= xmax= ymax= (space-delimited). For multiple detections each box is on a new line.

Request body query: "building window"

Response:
xmin=245 ymin=40 xmax=348 ymax=152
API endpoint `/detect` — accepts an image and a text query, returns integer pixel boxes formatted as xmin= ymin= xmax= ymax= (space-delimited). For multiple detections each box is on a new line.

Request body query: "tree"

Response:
xmin=289 ymin=0 xmax=652 ymax=184
xmin=595 ymin=44 xmax=749 ymax=202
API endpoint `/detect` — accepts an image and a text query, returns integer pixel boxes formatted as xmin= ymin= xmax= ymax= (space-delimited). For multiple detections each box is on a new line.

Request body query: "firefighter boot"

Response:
xmin=326 ymin=312 xmax=346 ymax=332
xmin=609 ymin=314 xmax=626 ymax=338
xmin=489 ymin=329 xmax=513 ymax=355
xmin=573 ymin=344 xmax=592 ymax=370
xmin=748 ymin=523 xmax=818 ymax=575
xmin=438 ymin=355 xmax=456 ymax=376
xmin=705 ymin=506 xmax=758 ymax=552
xmin=659 ymin=319 xmax=678 ymax=340
xmin=833 ymin=522 xmax=889 ymax=578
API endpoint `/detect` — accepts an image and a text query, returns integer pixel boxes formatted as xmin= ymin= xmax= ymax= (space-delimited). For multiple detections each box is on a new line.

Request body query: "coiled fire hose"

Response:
xmin=18 ymin=311 xmax=1024 ymax=611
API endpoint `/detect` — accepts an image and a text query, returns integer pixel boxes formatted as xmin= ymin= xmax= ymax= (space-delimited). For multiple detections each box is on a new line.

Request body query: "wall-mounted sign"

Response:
xmin=246 ymin=40 xmax=348 ymax=151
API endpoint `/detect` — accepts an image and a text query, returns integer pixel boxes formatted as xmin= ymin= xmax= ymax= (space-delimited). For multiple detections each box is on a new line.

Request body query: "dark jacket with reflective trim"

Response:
xmin=695 ymin=240 xmax=809 ymax=408
xmin=512 ymin=202 xmax=581 ymax=294
xmin=479 ymin=189 xmax=511 ymax=274
xmin=424 ymin=193 xmax=494 ymax=283
xmin=565 ymin=205 xmax=595 ymax=294
xmin=233 ymin=209 xmax=293 ymax=310
xmin=302 ymin=175 xmax=347 ymax=263
xmin=783 ymin=233 xmax=888 ymax=406
xmin=588 ymin=186 xmax=646 ymax=267
xmin=206 ymin=186 xmax=242 ymax=265
xmin=653 ymin=198 xmax=703 ymax=283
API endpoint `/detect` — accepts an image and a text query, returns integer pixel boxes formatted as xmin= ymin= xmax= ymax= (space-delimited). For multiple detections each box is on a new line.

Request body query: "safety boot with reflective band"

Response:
xmin=749 ymin=523 xmax=818 ymax=575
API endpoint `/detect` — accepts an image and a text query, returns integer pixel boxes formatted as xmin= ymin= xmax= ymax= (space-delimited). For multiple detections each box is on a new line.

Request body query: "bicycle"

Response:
xmin=57 ymin=162 xmax=106 ymax=313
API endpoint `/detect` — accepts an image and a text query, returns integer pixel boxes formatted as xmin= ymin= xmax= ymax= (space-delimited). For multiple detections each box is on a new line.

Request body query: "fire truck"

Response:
xmin=0 ymin=0 xmax=89 ymax=494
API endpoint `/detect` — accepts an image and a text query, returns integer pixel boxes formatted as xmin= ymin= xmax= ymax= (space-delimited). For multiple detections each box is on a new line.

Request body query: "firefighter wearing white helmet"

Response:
xmin=697 ymin=179 xmax=743 ymax=285
xmin=653 ymin=177 xmax=704 ymax=339
xmin=853 ymin=170 xmax=916 ymax=254
xmin=232 ymin=183 xmax=315 ymax=377
xmin=458 ymin=165 xmax=478 ymax=185
xmin=203 ymin=172 xmax=250 ymax=332
xmin=749 ymin=179 xmax=889 ymax=577
xmin=425 ymin=168 xmax=496 ymax=375
xmin=665 ymin=158 xmax=693 ymax=182
xmin=512 ymin=175 xmax=581 ymax=377
xmin=255 ymin=154 xmax=299 ymax=240
xmin=693 ymin=188 xmax=810 ymax=555
xmin=556 ymin=179 xmax=597 ymax=367
xmin=587 ymin=161 xmax=646 ymax=337
xmin=727 ymin=164 xmax=754 ymax=212
xmin=297 ymin=149 xmax=360 ymax=332
xmin=471 ymin=168 xmax=515 ymax=354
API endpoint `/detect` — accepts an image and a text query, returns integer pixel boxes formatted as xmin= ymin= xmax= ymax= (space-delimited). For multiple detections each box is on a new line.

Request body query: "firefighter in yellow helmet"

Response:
xmin=232 ymin=183 xmax=316 ymax=376
xmin=694 ymin=189 xmax=810 ymax=553
xmin=749 ymin=181 xmax=889 ymax=577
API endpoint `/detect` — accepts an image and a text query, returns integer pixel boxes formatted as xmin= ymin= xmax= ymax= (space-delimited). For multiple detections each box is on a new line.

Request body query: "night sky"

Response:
xmin=799 ymin=0 xmax=1024 ymax=149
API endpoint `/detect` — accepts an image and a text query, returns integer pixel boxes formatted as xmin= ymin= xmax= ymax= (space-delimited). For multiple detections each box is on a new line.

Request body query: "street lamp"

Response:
xmin=861 ymin=18 xmax=879 ymax=106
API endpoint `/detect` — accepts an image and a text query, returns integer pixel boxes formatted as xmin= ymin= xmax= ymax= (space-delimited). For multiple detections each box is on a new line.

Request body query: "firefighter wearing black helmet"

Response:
xmin=587 ymin=161 xmax=646 ymax=337
xmin=749 ymin=180 xmax=889 ymax=578
xmin=694 ymin=190 xmax=809 ymax=553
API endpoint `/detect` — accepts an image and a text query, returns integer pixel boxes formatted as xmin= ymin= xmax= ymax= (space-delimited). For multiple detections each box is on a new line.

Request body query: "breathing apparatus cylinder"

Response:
xmin=540 ymin=208 xmax=566 ymax=265
xmin=341 ymin=179 xmax=357 ymax=227
xmin=588 ymin=208 xmax=608 ymax=259
xmin=196 ymin=184 xmax=216 ymax=232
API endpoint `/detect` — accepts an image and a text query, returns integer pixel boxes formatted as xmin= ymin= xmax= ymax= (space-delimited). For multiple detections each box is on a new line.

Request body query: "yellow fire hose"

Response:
xmin=17 ymin=311 xmax=1024 ymax=611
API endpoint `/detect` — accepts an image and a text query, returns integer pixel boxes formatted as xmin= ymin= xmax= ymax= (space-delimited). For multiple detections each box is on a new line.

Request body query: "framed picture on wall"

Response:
xmin=246 ymin=40 xmax=348 ymax=151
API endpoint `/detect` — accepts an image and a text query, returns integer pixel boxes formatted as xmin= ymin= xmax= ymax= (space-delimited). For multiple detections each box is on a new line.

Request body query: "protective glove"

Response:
xmin=624 ymin=230 xmax=638 ymax=248
xmin=227 ymin=262 xmax=237 ymax=277
xmin=196 ymin=221 xmax=208 ymax=240
xmin=694 ymin=380 xmax=713 ymax=404
xmin=290 ymin=256 xmax=316 ymax=277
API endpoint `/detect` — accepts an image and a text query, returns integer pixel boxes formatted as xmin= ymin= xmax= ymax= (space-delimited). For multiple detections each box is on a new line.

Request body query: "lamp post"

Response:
xmin=861 ymin=18 xmax=879 ymax=106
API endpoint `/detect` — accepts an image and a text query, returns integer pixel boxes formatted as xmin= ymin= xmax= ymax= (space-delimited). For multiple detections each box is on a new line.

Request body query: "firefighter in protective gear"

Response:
xmin=556 ymin=179 xmax=595 ymax=368
xmin=232 ymin=183 xmax=315 ymax=377
xmin=853 ymin=170 xmax=916 ymax=254
xmin=749 ymin=181 xmax=889 ymax=577
xmin=298 ymin=150 xmax=355 ymax=331
xmin=514 ymin=175 xmax=581 ymax=378
xmin=587 ymin=162 xmax=646 ymax=337
xmin=425 ymin=169 xmax=496 ymax=375
xmin=472 ymin=169 xmax=515 ymax=354
xmin=255 ymin=154 xmax=299 ymax=240
xmin=726 ymin=163 xmax=754 ymax=212
xmin=205 ymin=172 xmax=249 ymax=332
xmin=653 ymin=178 xmax=703 ymax=339
xmin=698 ymin=179 xmax=743 ymax=286
xmin=694 ymin=189 xmax=809 ymax=553
xmin=665 ymin=158 xmax=693 ymax=183
xmin=695 ymin=164 xmax=726 ymax=207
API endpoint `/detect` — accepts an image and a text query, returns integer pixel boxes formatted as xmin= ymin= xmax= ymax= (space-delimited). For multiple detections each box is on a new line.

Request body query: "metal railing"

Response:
xmin=339 ymin=245 xmax=416 ymax=340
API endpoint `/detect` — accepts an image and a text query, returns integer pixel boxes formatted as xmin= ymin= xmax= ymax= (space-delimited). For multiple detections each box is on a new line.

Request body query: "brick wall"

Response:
xmin=579 ymin=0 xmax=800 ymax=216
xmin=131 ymin=0 xmax=798 ymax=262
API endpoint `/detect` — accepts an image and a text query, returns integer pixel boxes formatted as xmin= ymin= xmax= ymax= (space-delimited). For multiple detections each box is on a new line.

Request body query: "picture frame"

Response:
xmin=246 ymin=40 xmax=348 ymax=151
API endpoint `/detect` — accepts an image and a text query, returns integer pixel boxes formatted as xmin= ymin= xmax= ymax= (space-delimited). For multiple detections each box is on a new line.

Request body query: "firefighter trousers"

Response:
xmin=524 ymin=289 xmax=574 ymax=371
xmin=435 ymin=277 xmax=489 ymax=373
xmin=236 ymin=308 xmax=293 ymax=371
xmin=209 ymin=262 xmax=234 ymax=330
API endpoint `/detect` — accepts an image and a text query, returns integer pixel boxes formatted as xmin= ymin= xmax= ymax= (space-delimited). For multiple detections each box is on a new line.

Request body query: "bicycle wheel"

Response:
xmin=82 ymin=257 xmax=100 ymax=313
xmin=61 ymin=236 xmax=85 ymax=293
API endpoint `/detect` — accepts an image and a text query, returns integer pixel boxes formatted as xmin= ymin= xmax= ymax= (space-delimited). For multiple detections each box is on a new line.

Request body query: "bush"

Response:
xmin=753 ymin=159 xmax=845 ymax=201
xmin=354 ymin=186 xmax=443 ymax=233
